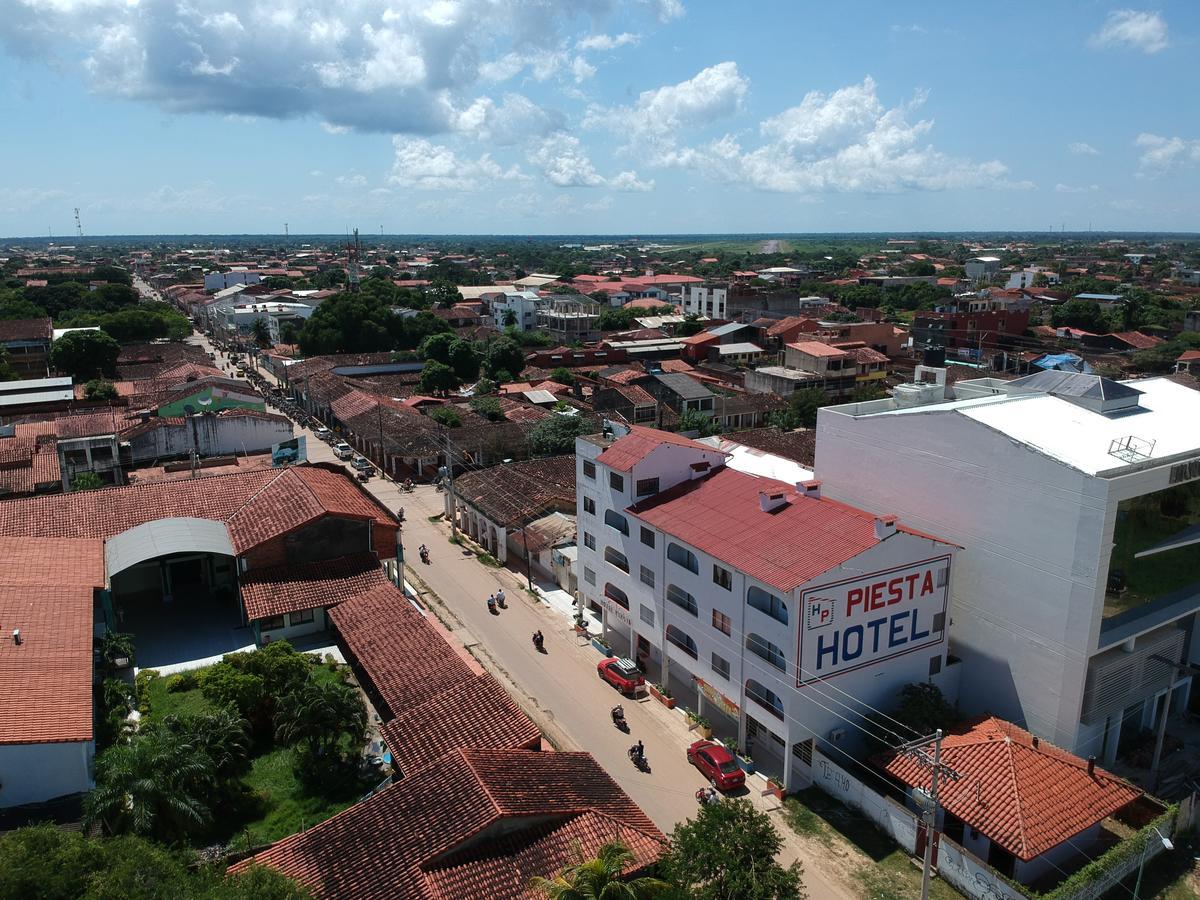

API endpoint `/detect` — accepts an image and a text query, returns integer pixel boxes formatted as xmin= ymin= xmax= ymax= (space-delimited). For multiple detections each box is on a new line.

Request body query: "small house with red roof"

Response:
xmin=576 ymin=423 xmax=958 ymax=791
xmin=876 ymin=716 xmax=1153 ymax=885
xmin=1176 ymin=349 xmax=1200 ymax=375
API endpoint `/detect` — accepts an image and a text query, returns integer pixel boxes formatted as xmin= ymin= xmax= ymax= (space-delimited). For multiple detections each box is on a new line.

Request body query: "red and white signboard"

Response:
xmin=797 ymin=556 xmax=950 ymax=687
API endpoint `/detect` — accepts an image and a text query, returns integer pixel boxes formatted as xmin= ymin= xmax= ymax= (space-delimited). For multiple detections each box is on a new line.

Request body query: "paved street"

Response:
xmin=193 ymin=334 xmax=853 ymax=899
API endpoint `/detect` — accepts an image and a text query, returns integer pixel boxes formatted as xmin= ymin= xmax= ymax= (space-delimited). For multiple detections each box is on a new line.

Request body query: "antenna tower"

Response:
xmin=74 ymin=208 xmax=83 ymax=238
xmin=347 ymin=228 xmax=361 ymax=292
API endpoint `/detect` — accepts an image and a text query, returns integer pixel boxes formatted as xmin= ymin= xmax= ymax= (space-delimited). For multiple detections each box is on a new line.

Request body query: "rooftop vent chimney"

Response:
xmin=759 ymin=491 xmax=789 ymax=513
xmin=1087 ymin=756 xmax=1096 ymax=776
xmin=798 ymin=479 xmax=822 ymax=499
xmin=11 ymin=628 xmax=21 ymax=646
xmin=874 ymin=515 xmax=897 ymax=541
xmin=1032 ymin=736 xmax=1039 ymax=749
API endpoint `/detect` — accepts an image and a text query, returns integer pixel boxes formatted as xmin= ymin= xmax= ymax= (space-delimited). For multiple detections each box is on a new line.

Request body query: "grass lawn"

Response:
xmin=783 ymin=789 xmax=960 ymax=900
xmin=143 ymin=674 xmax=215 ymax=723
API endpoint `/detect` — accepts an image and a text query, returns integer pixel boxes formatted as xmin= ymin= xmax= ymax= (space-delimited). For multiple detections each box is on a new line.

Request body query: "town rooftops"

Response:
xmin=0 ymin=317 xmax=52 ymax=343
xmin=235 ymin=748 xmax=665 ymax=900
xmin=629 ymin=466 xmax=951 ymax=594
xmin=786 ymin=340 xmax=849 ymax=358
xmin=877 ymin=716 xmax=1143 ymax=861
xmin=239 ymin=552 xmax=388 ymax=621
xmin=452 ymin=455 xmax=576 ymax=528
xmin=595 ymin=424 xmax=726 ymax=472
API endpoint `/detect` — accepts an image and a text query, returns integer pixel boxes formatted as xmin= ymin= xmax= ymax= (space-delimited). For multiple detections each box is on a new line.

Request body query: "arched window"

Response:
xmin=604 ymin=509 xmax=629 ymax=535
xmin=666 ymin=584 xmax=698 ymax=616
xmin=747 ymin=586 xmax=788 ymax=625
xmin=604 ymin=583 xmax=629 ymax=609
xmin=746 ymin=679 xmax=784 ymax=719
xmin=603 ymin=546 xmax=629 ymax=573
xmin=667 ymin=542 xmax=699 ymax=574
xmin=747 ymin=633 xmax=787 ymax=671
xmin=666 ymin=625 xmax=698 ymax=658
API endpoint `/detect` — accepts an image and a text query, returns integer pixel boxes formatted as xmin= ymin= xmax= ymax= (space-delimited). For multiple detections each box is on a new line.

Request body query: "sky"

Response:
xmin=1 ymin=0 xmax=1198 ymax=237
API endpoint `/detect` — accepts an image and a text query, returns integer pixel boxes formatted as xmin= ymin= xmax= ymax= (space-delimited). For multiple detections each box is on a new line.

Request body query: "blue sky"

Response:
xmin=1 ymin=1 xmax=1197 ymax=236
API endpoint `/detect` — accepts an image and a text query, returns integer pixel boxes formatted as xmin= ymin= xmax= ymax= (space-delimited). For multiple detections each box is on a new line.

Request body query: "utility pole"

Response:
xmin=442 ymin=432 xmax=458 ymax=540
xmin=898 ymin=729 xmax=960 ymax=900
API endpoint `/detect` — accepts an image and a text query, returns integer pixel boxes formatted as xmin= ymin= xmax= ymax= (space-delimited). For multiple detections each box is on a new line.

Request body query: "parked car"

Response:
xmin=333 ymin=442 xmax=354 ymax=460
xmin=687 ymin=740 xmax=745 ymax=791
xmin=314 ymin=427 xmax=332 ymax=441
xmin=352 ymin=457 xmax=375 ymax=473
xmin=597 ymin=657 xmax=644 ymax=695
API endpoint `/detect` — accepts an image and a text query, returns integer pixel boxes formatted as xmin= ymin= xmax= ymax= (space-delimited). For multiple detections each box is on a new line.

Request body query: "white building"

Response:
xmin=964 ymin=256 xmax=1001 ymax=282
xmin=487 ymin=290 xmax=545 ymax=332
xmin=576 ymin=424 xmax=959 ymax=789
xmin=216 ymin=301 xmax=316 ymax=343
xmin=816 ymin=371 xmax=1200 ymax=764
xmin=204 ymin=269 xmax=262 ymax=293
xmin=683 ymin=286 xmax=727 ymax=320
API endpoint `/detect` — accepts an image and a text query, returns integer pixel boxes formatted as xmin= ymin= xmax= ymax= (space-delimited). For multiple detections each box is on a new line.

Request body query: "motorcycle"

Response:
xmin=695 ymin=788 xmax=720 ymax=807
xmin=531 ymin=631 xmax=545 ymax=653
xmin=611 ymin=705 xmax=628 ymax=733
xmin=400 ymin=481 xmax=414 ymax=494
xmin=419 ymin=546 xmax=430 ymax=565
xmin=628 ymin=744 xmax=648 ymax=771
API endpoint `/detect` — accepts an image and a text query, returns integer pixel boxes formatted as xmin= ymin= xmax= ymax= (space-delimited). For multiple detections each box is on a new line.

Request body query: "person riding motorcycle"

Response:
xmin=532 ymin=630 xmax=543 ymax=649
xmin=628 ymin=740 xmax=644 ymax=763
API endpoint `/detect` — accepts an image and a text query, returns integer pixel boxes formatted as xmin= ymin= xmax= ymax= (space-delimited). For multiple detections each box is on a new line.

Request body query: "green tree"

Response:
xmin=420 ymin=331 xmax=456 ymax=365
xmin=674 ymin=314 xmax=705 ymax=337
xmin=84 ymin=378 xmax=118 ymax=400
xmin=850 ymin=383 xmax=886 ymax=403
xmin=85 ymin=731 xmax=215 ymax=841
xmin=866 ymin=682 xmax=956 ymax=752
xmin=661 ymin=800 xmax=805 ymax=900
xmin=419 ymin=360 xmax=462 ymax=396
xmin=428 ymin=406 xmax=463 ymax=427
xmin=0 ymin=348 xmax=18 ymax=382
xmin=1051 ymin=300 xmax=1109 ymax=333
xmin=447 ymin=338 xmax=481 ymax=381
xmin=550 ymin=367 xmax=576 ymax=385
xmin=50 ymin=329 xmax=120 ymax=380
xmin=71 ymin=471 xmax=107 ymax=491
xmin=427 ymin=279 xmax=461 ymax=308
xmin=677 ymin=409 xmax=721 ymax=437
xmin=470 ymin=396 xmax=506 ymax=421
xmin=768 ymin=387 xmax=825 ymax=430
xmin=251 ymin=317 xmax=271 ymax=347
xmin=483 ymin=335 xmax=526 ymax=379
xmin=529 ymin=414 xmax=591 ymax=456
xmin=274 ymin=678 xmax=366 ymax=764
xmin=529 ymin=841 xmax=671 ymax=899
xmin=159 ymin=709 xmax=251 ymax=780
xmin=199 ymin=664 xmax=267 ymax=725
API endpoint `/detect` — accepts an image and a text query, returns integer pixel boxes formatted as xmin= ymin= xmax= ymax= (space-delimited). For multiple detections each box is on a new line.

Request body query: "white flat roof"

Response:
xmin=699 ymin=436 xmax=814 ymax=483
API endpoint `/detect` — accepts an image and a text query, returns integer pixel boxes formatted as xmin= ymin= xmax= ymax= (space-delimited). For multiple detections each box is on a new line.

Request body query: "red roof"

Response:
xmin=1178 ymin=350 xmax=1200 ymax=362
xmin=1109 ymin=331 xmax=1164 ymax=350
xmin=878 ymin=717 xmax=1143 ymax=861
xmin=235 ymin=749 xmax=665 ymax=900
xmin=629 ymin=467 xmax=951 ymax=593
xmin=0 ymin=537 xmax=105 ymax=744
xmin=786 ymin=340 xmax=849 ymax=358
xmin=766 ymin=316 xmax=820 ymax=338
xmin=240 ymin=552 xmax=388 ymax=620
xmin=379 ymin=673 xmax=541 ymax=774
xmin=596 ymin=425 xmax=725 ymax=473
xmin=0 ymin=317 xmax=52 ymax=343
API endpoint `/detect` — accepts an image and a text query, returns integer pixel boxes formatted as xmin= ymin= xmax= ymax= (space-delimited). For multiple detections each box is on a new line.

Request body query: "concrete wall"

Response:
xmin=0 ymin=740 xmax=93 ymax=807
xmin=260 ymin=606 xmax=328 ymax=643
xmin=809 ymin=746 xmax=919 ymax=854
xmin=936 ymin=837 xmax=1028 ymax=900
xmin=129 ymin=414 xmax=292 ymax=462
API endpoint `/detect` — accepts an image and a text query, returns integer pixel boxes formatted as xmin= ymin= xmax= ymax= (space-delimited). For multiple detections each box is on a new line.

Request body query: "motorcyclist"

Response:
xmin=532 ymin=630 xmax=543 ymax=649
xmin=611 ymin=704 xmax=625 ymax=724
xmin=629 ymin=740 xmax=644 ymax=762
xmin=419 ymin=544 xmax=429 ymax=563
xmin=403 ymin=478 xmax=414 ymax=492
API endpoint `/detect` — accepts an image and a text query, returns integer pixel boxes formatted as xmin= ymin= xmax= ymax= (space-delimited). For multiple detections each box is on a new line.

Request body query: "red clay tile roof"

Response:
xmin=379 ymin=673 xmax=541 ymax=775
xmin=235 ymin=749 xmax=665 ymax=900
xmin=596 ymin=425 xmax=725 ymax=472
xmin=629 ymin=467 xmax=952 ymax=593
xmin=327 ymin=583 xmax=476 ymax=718
xmin=240 ymin=552 xmax=387 ymax=621
xmin=0 ymin=433 xmax=61 ymax=496
xmin=878 ymin=716 xmax=1143 ymax=861
xmin=0 ymin=537 xmax=105 ymax=744
xmin=1178 ymin=350 xmax=1200 ymax=362
xmin=330 ymin=388 xmax=381 ymax=422
xmin=786 ymin=340 xmax=849 ymax=358
xmin=1109 ymin=331 xmax=1164 ymax=350
xmin=452 ymin=455 xmax=576 ymax=527
xmin=766 ymin=316 xmax=820 ymax=337
xmin=0 ymin=317 xmax=52 ymax=343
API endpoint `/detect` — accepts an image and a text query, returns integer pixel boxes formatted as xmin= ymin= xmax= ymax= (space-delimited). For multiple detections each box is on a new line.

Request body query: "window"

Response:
xmin=609 ymin=471 xmax=624 ymax=491
xmin=640 ymin=565 xmax=655 ymax=588
xmin=711 ymin=652 xmax=730 ymax=680
xmin=583 ymin=496 xmax=596 ymax=515
xmin=929 ymin=655 xmax=942 ymax=677
xmin=640 ymin=605 xmax=655 ymax=627
xmin=583 ymin=459 xmax=596 ymax=479
xmin=666 ymin=625 xmax=698 ymax=658
xmin=793 ymin=739 xmax=813 ymax=765
xmin=747 ymin=633 xmax=787 ymax=671
xmin=666 ymin=584 xmax=698 ymax=616
xmin=667 ymin=542 xmax=699 ymax=574
xmin=584 ymin=532 xmax=596 ymax=550
xmin=604 ymin=546 xmax=629 ymax=573
xmin=636 ymin=477 xmax=660 ymax=497
xmin=640 ymin=526 xmax=655 ymax=548
xmin=261 ymin=614 xmax=285 ymax=631
xmin=584 ymin=567 xmax=596 ymax=586
xmin=747 ymin=586 xmax=788 ymax=625
xmin=746 ymin=679 xmax=784 ymax=719
xmin=713 ymin=564 xmax=732 ymax=591
xmin=289 ymin=608 xmax=315 ymax=626
xmin=604 ymin=583 xmax=629 ymax=609
xmin=712 ymin=609 xmax=732 ymax=636
xmin=604 ymin=509 xmax=629 ymax=535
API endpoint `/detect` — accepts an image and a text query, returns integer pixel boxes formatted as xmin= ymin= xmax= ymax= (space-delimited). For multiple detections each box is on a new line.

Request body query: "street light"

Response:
xmin=1133 ymin=825 xmax=1173 ymax=899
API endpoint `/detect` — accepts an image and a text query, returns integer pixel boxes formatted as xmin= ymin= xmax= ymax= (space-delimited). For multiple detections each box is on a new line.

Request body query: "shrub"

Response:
xmin=134 ymin=669 xmax=160 ymax=715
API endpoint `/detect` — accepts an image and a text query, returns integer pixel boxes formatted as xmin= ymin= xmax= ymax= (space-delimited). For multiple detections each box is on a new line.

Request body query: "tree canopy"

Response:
xmin=483 ymin=335 xmax=526 ymax=380
xmin=529 ymin=414 xmax=592 ymax=456
xmin=50 ymin=329 xmax=120 ymax=380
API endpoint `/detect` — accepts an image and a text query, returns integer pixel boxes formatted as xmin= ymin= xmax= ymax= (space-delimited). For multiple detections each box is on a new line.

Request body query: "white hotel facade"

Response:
xmin=575 ymin=424 xmax=959 ymax=789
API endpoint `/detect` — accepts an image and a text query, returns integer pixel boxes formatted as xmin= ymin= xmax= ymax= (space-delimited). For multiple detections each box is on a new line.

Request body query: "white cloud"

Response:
xmin=609 ymin=170 xmax=654 ymax=191
xmin=1054 ymin=183 xmax=1100 ymax=193
xmin=1068 ymin=141 xmax=1100 ymax=156
xmin=0 ymin=187 xmax=68 ymax=214
xmin=1135 ymin=132 xmax=1200 ymax=174
xmin=628 ymin=74 xmax=1019 ymax=194
xmin=1089 ymin=10 xmax=1169 ymax=54
xmin=530 ymin=135 xmax=606 ymax=187
xmin=577 ymin=32 xmax=640 ymax=51
xmin=322 ymin=122 xmax=350 ymax=135
xmin=452 ymin=93 xmax=563 ymax=144
xmin=890 ymin=24 xmax=927 ymax=34
xmin=335 ymin=174 xmax=367 ymax=187
xmin=0 ymin=0 xmax=672 ymax=134
xmin=388 ymin=137 xmax=525 ymax=191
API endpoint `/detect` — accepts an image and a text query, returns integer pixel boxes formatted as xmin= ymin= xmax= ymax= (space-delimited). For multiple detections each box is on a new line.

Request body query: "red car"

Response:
xmin=687 ymin=740 xmax=746 ymax=791
xmin=597 ymin=657 xmax=645 ymax=694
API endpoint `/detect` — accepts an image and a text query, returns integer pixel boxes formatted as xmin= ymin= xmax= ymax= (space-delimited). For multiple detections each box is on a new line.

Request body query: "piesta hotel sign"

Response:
xmin=797 ymin=556 xmax=951 ymax=687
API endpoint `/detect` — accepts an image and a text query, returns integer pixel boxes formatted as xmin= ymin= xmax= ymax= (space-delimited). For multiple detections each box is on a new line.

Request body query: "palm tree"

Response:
xmin=251 ymin=317 xmax=271 ymax=347
xmin=84 ymin=731 xmax=215 ymax=841
xmin=160 ymin=708 xmax=250 ymax=779
xmin=274 ymin=678 xmax=366 ymax=760
xmin=529 ymin=841 xmax=671 ymax=899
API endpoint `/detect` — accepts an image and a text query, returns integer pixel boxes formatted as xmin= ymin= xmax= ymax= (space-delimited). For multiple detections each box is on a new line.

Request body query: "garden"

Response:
xmin=93 ymin=637 xmax=379 ymax=852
